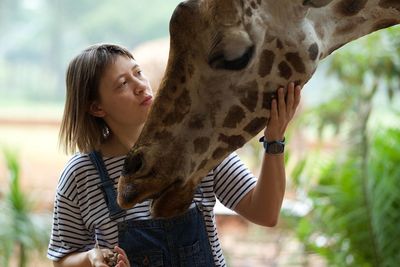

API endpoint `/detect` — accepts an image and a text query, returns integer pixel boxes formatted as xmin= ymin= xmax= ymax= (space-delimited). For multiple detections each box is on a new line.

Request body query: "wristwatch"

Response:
xmin=259 ymin=136 xmax=285 ymax=154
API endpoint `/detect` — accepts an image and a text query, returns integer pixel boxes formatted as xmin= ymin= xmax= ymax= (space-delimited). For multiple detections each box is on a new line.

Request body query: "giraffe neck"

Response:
xmin=306 ymin=0 xmax=400 ymax=58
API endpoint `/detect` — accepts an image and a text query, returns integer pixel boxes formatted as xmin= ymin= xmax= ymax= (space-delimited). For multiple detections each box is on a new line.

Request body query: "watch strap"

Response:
xmin=259 ymin=136 xmax=285 ymax=154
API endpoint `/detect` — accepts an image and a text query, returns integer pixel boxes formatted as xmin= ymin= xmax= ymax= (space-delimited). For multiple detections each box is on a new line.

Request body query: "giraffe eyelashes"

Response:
xmin=208 ymin=45 xmax=255 ymax=71
xmin=303 ymin=0 xmax=334 ymax=8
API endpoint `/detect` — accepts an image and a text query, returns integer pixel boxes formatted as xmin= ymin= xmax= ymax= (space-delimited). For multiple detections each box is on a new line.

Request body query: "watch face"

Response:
xmin=267 ymin=142 xmax=284 ymax=154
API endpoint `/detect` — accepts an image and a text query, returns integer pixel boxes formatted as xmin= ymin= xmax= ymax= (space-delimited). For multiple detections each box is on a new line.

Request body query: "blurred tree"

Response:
xmin=0 ymin=150 xmax=51 ymax=267
xmin=282 ymin=26 xmax=400 ymax=266
xmin=0 ymin=0 xmax=181 ymax=104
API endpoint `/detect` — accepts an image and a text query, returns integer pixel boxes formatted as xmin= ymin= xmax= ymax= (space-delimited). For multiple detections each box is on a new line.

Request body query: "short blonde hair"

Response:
xmin=59 ymin=44 xmax=134 ymax=154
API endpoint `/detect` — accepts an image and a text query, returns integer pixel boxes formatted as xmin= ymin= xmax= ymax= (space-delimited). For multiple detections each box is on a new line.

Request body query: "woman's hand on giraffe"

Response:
xmin=264 ymin=82 xmax=301 ymax=141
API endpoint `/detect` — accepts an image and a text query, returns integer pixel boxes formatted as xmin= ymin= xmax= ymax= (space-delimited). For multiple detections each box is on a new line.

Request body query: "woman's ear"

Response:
xmin=89 ymin=102 xmax=106 ymax=118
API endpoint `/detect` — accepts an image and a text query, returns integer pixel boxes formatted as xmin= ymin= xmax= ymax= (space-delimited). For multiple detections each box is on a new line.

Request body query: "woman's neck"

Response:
xmin=99 ymin=125 xmax=143 ymax=157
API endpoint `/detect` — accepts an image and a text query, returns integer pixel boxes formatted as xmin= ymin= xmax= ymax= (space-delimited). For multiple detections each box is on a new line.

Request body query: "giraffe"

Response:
xmin=117 ymin=0 xmax=400 ymax=218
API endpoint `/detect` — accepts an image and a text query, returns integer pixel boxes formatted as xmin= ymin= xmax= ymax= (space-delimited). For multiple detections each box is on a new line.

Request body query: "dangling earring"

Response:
xmin=102 ymin=125 xmax=110 ymax=139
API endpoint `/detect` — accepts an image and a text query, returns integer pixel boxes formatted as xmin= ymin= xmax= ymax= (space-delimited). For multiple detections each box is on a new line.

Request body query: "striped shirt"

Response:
xmin=47 ymin=152 xmax=257 ymax=266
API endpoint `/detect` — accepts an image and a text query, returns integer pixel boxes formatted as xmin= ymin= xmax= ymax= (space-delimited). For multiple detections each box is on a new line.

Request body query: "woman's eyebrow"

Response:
xmin=113 ymin=63 xmax=139 ymax=84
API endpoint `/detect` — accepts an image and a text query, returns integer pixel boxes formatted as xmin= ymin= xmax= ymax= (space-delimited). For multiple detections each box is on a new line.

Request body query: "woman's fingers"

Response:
xmin=114 ymin=246 xmax=127 ymax=258
xmin=270 ymin=98 xmax=278 ymax=121
xmin=286 ymin=82 xmax=295 ymax=116
xmin=294 ymin=85 xmax=301 ymax=108
xmin=278 ymin=86 xmax=286 ymax=119
xmin=114 ymin=246 xmax=130 ymax=267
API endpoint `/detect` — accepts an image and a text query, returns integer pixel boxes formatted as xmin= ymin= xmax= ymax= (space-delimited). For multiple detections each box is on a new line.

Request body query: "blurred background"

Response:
xmin=0 ymin=1 xmax=399 ymax=266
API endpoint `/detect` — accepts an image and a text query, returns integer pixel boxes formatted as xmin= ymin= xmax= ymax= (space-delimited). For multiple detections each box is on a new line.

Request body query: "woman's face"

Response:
xmin=93 ymin=55 xmax=153 ymax=131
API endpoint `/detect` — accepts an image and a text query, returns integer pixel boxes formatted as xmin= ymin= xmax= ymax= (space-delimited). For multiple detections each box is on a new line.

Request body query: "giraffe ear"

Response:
xmin=89 ymin=102 xmax=106 ymax=118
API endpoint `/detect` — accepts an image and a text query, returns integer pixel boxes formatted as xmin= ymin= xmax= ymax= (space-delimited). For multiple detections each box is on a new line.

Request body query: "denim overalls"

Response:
xmin=89 ymin=151 xmax=215 ymax=267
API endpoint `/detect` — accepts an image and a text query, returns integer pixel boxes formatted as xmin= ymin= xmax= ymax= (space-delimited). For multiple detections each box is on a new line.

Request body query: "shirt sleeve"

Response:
xmin=213 ymin=152 xmax=257 ymax=210
xmin=47 ymin=192 xmax=94 ymax=261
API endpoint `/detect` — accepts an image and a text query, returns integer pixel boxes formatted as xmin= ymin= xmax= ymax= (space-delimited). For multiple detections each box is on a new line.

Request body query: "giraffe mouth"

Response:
xmin=117 ymin=170 xmax=179 ymax=209
xmin=151 ymin=180 xmax=181 ymax=200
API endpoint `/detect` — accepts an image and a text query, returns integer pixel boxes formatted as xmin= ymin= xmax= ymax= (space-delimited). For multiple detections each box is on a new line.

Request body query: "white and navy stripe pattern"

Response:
xmin=47 ymin=152 xmax=257 ymax=266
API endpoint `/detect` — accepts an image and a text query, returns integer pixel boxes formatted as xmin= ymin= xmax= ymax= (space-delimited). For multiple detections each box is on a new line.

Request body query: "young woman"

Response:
xmin=47 ymin=43 xmax=301 ymax=267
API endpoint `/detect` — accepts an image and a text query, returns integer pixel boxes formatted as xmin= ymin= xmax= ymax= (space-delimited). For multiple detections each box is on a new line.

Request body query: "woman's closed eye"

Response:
xmin=134 ymin=68 xmax=143 ymax=77
xmin=117 ymin=79 xmax=128 ymax=89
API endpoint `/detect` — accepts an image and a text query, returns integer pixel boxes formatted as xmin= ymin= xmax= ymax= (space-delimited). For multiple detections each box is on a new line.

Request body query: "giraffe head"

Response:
xmin=117 ymin=0 xmax=400 ymax=217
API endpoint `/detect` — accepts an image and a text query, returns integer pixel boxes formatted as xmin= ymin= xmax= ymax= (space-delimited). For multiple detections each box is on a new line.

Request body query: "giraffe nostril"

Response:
xmin=122 ymin=152 xmax=143 ymax=176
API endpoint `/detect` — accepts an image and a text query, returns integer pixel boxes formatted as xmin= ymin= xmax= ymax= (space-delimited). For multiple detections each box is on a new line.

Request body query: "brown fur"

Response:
xmin=117 ymin=0 xmax=400 ymax=218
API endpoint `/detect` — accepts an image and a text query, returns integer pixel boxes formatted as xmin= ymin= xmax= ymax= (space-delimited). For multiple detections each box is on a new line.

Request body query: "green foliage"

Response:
xmin=297 ymin=26 xmax=400 ymax=141
xmin=367 ymin=128 xmax=400 ymax=267
xmin=0 ymin=149 xmax=51 ymax=267
xmin=288 ymin=125 xmax=400 ymax=267
xmin=282 ymin=27 xmax=400 ymax=267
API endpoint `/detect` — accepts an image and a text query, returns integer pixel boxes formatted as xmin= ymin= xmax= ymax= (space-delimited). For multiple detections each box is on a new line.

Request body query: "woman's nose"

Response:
xmin=133 ymin=79 xmax=147 ymax=95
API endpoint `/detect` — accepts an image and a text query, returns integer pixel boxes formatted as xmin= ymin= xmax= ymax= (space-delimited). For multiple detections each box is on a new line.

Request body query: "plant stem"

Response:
xmin=358 ymin=94 xmax=381 ymax=267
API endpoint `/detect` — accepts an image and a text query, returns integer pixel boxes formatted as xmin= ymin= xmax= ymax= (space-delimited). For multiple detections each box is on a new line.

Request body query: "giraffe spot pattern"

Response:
xmin=276 ymin=39 xmax=284 ymax=49
xmin=153 ymin=130 xmax=174 ymax=141
xmin=372 ymin=19 xmax=399 ymax=32
xmin=246 ymin=7 xmax=252 ymax=16
xmin=212 ymin=147 xmax=229 ymax=159
xmin=198 ymin=159 xmax=208 ymax=170
xmin=188 ymin=114 xmax=206 ymax=129
xmin=162 ymin=89 xmax=191 ymax=126
xmin=243 ymin=117 xmax=267 ymax=135
xmin=258 ymin=49 xmax=275 ymax=77
xmin=180 ymin=75 xmax=186 ymax=83
xmin=285 ymin=52 xmax=306 ymax=74
xmin=278 ymin=61 xmax=292 ymax=79
xmin=308 ymin=43 xmax=319 ymax=61
xmin=234 ymin=81 xmax=259 ymax=112
xmin=223 ymin=105 xmax=246 ymax=128
xmin=334 ymin=17 xmax=367 ymax=35
xmin=188 ymin=63 xmax=195 ymax=77
xmin=334 ymin=0 xmax=367 ymax=16
xmin=379 ymin=0 xmax=400 ymax=12
xmin=193 ymin=137 xmax=210 ymax=154
xmin=218 ymin=134 xmax=246 ymax=150
xmin=170 ymin=85 xmax=178 ymax=94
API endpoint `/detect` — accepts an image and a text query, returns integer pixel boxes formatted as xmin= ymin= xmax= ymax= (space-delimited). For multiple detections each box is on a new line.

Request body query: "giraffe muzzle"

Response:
xmin=117 ymin=183 xmax=139 ymax=209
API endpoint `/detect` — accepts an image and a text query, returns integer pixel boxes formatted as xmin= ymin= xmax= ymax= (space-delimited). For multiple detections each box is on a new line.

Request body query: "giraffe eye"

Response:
xmin=208 ymin=45 xmax=254 ymax=71
xmin=303 ymin=0 xmax=333 ymax=8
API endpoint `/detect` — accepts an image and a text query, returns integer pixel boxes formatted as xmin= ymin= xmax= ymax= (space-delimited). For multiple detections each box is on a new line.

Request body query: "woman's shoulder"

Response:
xmin=63 ymin=153 xmax=93 ymax=174
xmin=57 ymin=153 xmax=94 ymax=192
xmin=58 ymin=152 xmax=126 ymax=188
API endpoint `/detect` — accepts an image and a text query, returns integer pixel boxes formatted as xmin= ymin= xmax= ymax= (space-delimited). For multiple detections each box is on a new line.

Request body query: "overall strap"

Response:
xmin=89 ymin=151 xmax=126 ymax=220
xmin=193 ymin=186 xmax=204 ymax=212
